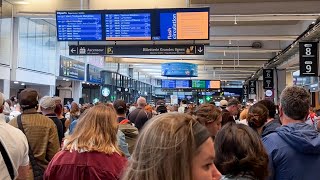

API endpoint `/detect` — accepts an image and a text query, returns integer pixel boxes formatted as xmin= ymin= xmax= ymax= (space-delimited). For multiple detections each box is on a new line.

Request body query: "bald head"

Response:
xmin=137 ymin=97 xmax=147 ymax=108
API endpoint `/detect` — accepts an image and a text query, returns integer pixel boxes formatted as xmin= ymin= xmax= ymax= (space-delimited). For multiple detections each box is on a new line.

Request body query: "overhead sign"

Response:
xmin=56 ymin=8 xmax=209 ymax=41
xmin=59 ymin=56 xmax=85 ymax=81
xmin=87 ymin=65 xmax=102 ymax=84
xmin=101 ymin=87 xmax=111 ymax=97
xmin=161 ymin=63 xmax=198 ymax=77
xmin=69 ymin=45 xmax=205 ymax=56
xmin=299 ymin=42 xmax=319 ymax=76
xmin=249 ymin=80 xmax=257 ymax=95
xmin=242 ymin=85 xmax=248 ymax=100
xmin=263 ymin=69 xmax=274 ymax=89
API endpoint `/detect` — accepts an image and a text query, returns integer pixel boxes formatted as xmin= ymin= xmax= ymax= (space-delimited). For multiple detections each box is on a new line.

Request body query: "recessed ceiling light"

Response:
xmin=14 ymin=81 xmax=19 ymax=84
xmin=21 ymin=83 xmax=25 ymax=86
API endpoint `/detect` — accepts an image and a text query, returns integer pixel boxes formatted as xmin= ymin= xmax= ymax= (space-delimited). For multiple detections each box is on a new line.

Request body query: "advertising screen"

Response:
xmin=59 ymin=56 xmax=85 ymax=80
xmin=209 ymin=80 xmax=221 ymax=89
xmin=56 ymin=11 xmax=102 ymax=41
xmin=192 ymin=80 xmax=207 ymax=88
xmin=157 ymin=8 xmax=209 ymax=40
xmin=161 ymin=63 xmax=198 ymax=77
xmin=56 ymin=8 xmax=209 ymax=41
xmin=175 ymin=80 xmax=191 ymax=88
xmin=161 ymin=80 xmax=176 ymax=88
xmin=87 ymin=65 xmax=102 ymax=83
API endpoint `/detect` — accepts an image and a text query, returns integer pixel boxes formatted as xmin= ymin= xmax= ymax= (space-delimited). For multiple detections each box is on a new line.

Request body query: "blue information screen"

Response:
xmin=87 ymin=65 xmax=102 ymax=83
xmin=176 ymin=80 xmax=191 ymax=88
xmin=162 ymin=80 xmax=176 ymax=88
xmin=105 ymin=13 xmax=151 ymax=40
xmin=57 ymin=11 xmax=102 ymax=41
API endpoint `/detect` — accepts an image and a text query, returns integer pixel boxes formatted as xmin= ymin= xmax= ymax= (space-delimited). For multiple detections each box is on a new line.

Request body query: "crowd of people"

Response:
xmin=1 ymin=86 xmax=320 ymax=179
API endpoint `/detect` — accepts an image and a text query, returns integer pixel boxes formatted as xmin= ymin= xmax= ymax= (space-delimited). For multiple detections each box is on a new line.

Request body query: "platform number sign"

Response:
xmin=249 ymin=80 xmax=256 ymax=95
xmin=299 ymin=42 xmax=319 ymax=76
xmin=243 ymin=85 xmax=248 ymax=100
xmin=263 ymin=69 xmax=274 ymax=89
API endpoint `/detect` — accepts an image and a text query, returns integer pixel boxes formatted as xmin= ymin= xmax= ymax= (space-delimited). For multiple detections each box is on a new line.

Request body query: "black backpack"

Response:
xmin=17 ymin=115 xmax=44 ymax=180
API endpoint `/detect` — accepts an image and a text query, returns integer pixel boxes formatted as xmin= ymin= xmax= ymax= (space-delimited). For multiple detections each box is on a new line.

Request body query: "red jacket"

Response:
xmin=44 ymin=150 xmax=127 ymax=180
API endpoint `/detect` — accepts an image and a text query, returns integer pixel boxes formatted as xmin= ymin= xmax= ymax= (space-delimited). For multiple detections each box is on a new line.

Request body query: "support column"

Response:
xmin=72 ymin=81 xmax=82 ymax=103
xmin=274 ymin=69 xmax=286 ymax=105
xmin=256 ymin=80 xmax=264 ymax=101
xmin=286 ymin=71 xmax=293 ymax=87
xmin=0 ymin=79 xmax=10 ymax=98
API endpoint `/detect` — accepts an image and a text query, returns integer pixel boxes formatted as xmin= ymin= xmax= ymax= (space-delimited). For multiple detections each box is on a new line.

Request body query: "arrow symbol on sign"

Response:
xmin=71 ymin=48 xmax=76 ymax=54
xmin=198 ymin=47 xmax=204 ymax=53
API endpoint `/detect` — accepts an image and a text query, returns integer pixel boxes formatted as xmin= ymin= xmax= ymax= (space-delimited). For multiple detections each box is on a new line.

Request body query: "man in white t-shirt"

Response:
xmin=0 ymin=92 xmax=29 ymax=179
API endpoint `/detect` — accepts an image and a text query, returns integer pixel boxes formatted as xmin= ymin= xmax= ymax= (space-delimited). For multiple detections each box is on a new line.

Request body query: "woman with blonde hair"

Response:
xmin=44 ymin=105 xmax=127 ymax=180
xmin=122 ymin=113 xmax=221 ymax=180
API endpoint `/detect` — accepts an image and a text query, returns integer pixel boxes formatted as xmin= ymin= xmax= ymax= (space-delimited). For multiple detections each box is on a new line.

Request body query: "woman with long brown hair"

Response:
xmin=44 ymin=105 xmax=127 ymax=180
xmin=215 ymin=123 xmax=269 ymax=180
xmin=122 ymin=113 xmax=221 ymax=180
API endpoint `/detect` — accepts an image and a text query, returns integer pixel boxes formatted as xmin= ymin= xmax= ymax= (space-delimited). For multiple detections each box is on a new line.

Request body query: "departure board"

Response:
xmin=162 ymin=80 xmax=176 ymax=88
xmin=105 ymin=13 xmax=151 ymax=40
xmin=192 ymin=80 xmax=207 ymax=88
xmin=176 ymin=80 xmax=191 ymax=88
xmin=57 ymin=11 xmax=102 ymax=41
xmin=56 ymin=8 xmax=209 ymax=41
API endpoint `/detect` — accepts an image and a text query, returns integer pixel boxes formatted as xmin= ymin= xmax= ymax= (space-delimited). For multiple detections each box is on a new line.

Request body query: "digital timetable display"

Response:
xmin=175 ymin=80 xmax=191 ymax=88
xmin=56 ymin=8 xmax=209 ymax=41
xmin=105 ymin=13 xmax=151 ymax=40
xmin=56 ymin=11 xmax=102 ymax=41
xmin=162 ymin=80 xmax=176 ymax=88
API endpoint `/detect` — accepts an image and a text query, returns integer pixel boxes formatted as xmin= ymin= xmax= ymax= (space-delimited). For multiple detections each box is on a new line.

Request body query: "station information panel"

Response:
xmin=56 ymin=7 xmax=209 ymax=41
xmin=105 ymin=13 xmax=151 ymax=40
xmin=57 ymin=11 xmax=102 ymax=41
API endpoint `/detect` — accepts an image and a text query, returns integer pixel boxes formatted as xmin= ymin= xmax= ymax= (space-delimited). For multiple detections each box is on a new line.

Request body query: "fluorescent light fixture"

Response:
xmin=14 ymin=1 xmax=30 ymax=5
xmin=21 ymin=83 xmax=25 ymax=86
xmin=14 ymin=81 xmax=19 ymax=84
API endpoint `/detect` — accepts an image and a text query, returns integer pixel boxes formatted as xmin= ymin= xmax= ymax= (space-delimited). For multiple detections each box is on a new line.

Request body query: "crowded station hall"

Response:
xmin=1 ymin=0 xmax=320 ymax=180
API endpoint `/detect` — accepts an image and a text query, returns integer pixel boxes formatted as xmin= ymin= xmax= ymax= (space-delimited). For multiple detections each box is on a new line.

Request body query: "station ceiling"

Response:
xmin=8 ymin=0 xmax=320 ymax=81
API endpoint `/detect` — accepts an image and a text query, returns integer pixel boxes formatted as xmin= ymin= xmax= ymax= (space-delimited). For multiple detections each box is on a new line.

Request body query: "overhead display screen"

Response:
xmin=87 ymin=65 xmax=102 ymax=83
xmin=157 ymin=9 xmax=209 ymax=40
xmin=176 ymin=80 xmax=191 ymax=88
xmin=210 ymin=80 xmax=221 ymax=89
xmin=59 ymin=56 xmax=85 ymax=81
xmin=162 ymin=80 xmax=176 ymax=88
xmin=105 ymin=13 xmax=151 ymax=40
xmin=192 ymin=80 xmax=207 ymax=88
xmin=56 ymin=7 xmax=209 ymax=41
xmin=56 ymin=11 xmax=102 ymax=41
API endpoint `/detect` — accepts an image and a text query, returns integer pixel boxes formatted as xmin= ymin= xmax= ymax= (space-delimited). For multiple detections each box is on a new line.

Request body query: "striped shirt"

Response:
xmin=9 ymin=110 xmax=59 ymax=179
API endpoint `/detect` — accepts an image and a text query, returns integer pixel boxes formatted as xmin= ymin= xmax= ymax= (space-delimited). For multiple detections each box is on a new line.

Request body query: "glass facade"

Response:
xmin=18 ymin=17 xmax=57 ymax=74
xmin=0 ymin=1 xmax=13 ymax=66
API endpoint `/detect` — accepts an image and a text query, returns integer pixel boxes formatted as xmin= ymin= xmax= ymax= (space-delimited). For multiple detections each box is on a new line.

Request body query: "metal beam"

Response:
xmin=211 ymin=35 xmax=298 ymax=41
xmin=210 ymin=14 xmax=320 ymax=22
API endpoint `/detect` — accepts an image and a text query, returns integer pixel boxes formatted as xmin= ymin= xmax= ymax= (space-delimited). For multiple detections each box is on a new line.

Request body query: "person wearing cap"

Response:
xmin=221 ymin=99 xmax=240 ymax=126
xmin=178 ymin=99 xmax=188 ymax=113
xmin=9 ymin=88 xmax=59 ymax=179
xmin=219 ymin=100 xmax=228 ymax=110
xmin=0 ymin=92 xmax=29 ymax=179
xmin=40 ymin=96 xmax=64 ymax=144
xmin=128 ymin=97 xmax=151 ymax=131
xmin=113 ymin=99 xmax=139 ymax=155
xmin=156 ymin=100 xmax=167 ymax=115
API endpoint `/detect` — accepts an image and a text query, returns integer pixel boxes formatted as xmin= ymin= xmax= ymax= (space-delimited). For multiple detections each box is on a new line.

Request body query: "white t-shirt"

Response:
xmin=178 ymin=104 xmax=188 ymax=113
xmin=0 ymin=114 xmax=29 ymax=180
